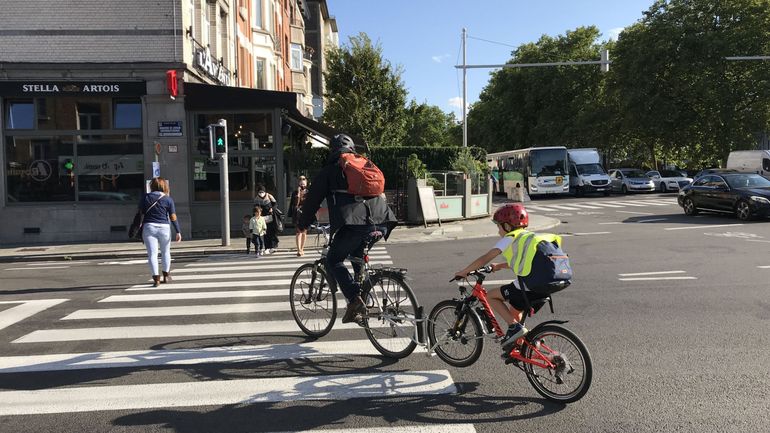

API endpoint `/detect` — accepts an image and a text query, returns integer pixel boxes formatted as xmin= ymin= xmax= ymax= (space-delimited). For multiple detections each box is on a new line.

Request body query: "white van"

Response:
xmin=567 ymin=148 xmax=612 ymax=196
xmin=726 ymin=150 xmax=770 ymax=179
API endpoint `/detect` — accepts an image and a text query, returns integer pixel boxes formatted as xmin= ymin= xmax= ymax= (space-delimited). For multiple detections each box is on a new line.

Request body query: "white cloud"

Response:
xmin=607 ymin=27 xmax=624 ymax=41
xmin=432 ymin=54 xmax=450 ymax=63
xmin=448 ymin=96 xmax=467 ymax=110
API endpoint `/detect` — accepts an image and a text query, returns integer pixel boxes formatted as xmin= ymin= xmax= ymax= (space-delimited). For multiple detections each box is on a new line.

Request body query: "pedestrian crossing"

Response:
xmin=525 ymin=197 xmax=678 ymax=213
xmin=0 ymin=246 xmax=462 ymax=429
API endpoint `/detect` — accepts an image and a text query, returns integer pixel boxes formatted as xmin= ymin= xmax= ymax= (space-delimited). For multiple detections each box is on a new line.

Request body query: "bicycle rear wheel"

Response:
xmin=427 ymin=300 xmax=484 ymax=367
xmin=289 ymin=262 xmax=337 ymax=338
xmin=521 ymin=324 xmax=592 ymax=403
xmin=363 ymin=272 xmax=419 ymax=359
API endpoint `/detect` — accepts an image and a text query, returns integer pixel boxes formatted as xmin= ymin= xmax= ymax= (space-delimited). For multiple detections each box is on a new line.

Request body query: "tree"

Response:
xmin=467 ymin=26 xmax=612 ymax=153
xmin=403 ymin=101 xmax=458 ymax=146
xmin=323 ymin=33 xmax=408 ymax=148
xmin=609 ymin=0 xmax=770 ymax=168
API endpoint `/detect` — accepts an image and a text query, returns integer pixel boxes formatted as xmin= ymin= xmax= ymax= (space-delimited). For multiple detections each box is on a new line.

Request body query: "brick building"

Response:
xmin=0 ymin=0 xmax=339 ymax=244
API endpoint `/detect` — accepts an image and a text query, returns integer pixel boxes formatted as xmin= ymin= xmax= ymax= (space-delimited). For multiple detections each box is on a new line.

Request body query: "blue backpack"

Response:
xmin=521 ymin=239 xmax=572 ymax=294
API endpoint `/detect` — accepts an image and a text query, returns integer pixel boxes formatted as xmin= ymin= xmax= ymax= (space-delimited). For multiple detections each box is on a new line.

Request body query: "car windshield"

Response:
xmin=724 ymin=174 xmax=770 ymax=189
xmin=576 ymin=163 xmax=605 ymax=175
xmin=622 ymin=169 xmax=647 ymax=178
xmin=530 ymin=148 xmax=566 ymax=177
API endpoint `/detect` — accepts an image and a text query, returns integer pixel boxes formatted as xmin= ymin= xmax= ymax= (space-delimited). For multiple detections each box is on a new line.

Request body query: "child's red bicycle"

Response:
xmin=427 ymin=266 xmax=592 ymax=403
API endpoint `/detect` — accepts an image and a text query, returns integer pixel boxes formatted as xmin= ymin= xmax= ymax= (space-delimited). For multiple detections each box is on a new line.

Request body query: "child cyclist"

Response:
xmin=453 ymin=203 xmax=559 ymax=352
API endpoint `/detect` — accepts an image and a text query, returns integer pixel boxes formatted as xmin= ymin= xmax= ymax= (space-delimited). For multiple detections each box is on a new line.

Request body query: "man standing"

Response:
xmin=297 ymin=134 xmax=397 ymax=323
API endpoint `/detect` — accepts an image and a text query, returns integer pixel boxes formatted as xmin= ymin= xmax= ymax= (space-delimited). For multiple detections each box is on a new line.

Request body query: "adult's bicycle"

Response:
xmin=289 ymin=226 xmax=419 ymax=359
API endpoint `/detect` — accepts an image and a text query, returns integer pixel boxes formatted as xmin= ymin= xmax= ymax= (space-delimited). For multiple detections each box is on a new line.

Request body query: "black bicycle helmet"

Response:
xmin=330 ymin=133 xmax=356 ymax=152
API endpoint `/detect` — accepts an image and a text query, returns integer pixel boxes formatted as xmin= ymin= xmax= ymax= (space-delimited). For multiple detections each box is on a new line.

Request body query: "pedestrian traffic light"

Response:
xmin=211 ymin=122 xmax=227 ymax=156
xmin=63 ymin=159 xmax=74 ymax=173
xmin=198 ymin=126 xmax=211 ymax=157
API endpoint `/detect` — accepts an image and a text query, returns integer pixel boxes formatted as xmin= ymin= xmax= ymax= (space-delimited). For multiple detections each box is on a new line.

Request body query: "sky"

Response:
xmin=328 ymin=0 xmax=655 ymax=119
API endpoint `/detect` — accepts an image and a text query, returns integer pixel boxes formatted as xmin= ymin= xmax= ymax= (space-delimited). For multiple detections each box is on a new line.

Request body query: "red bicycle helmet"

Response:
xmin=493 ymin=203 xmax=529 ymax=229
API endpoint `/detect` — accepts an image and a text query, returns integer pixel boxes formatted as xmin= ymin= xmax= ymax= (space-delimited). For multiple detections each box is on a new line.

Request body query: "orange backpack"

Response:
xmin=338 ymin=153 xmax=385 ymax=197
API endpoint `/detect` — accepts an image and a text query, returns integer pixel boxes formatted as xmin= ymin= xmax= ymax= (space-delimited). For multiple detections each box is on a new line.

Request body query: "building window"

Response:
xmin=202 ymin=0 xmax=210 ymax=47
xmin=5 ymin=101 xmax=35 ymax=129
xmin=252 ymin=0 xmax=262 ymax=28
xmin=255 ymin=57 xmax=266 ymax=89
xmin=114 ymin=100 xmax=141 ymax=129
xmin=4 ymin=96 xmax=143 ymax=203
xmin=188 ymin=0 xmax=195 ymax=40
xmin=290 ymin=44 xmax=302 ymax=70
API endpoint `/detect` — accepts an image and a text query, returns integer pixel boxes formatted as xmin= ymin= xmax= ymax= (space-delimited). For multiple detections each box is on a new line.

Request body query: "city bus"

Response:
xmin=487 ymin=146 xmax=570 ymax=197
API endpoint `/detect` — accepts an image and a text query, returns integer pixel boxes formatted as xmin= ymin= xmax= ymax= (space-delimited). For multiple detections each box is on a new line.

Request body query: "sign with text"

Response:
xmin=158 ymin=121 xmax=183 ymax=137
xmin=73 ymin=155 xmax=143 ymax=176
xmin=0 ymin=81 xmax=146 ymax=97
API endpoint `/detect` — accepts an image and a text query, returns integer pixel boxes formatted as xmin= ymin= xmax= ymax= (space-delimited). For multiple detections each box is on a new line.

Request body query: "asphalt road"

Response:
xmin=1 ymin=193 xmax=768 ymax=433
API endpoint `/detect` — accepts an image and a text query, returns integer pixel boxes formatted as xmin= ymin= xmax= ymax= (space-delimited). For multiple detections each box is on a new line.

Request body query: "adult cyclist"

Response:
xmin=297 ymin=133 xmax=398 ymax=324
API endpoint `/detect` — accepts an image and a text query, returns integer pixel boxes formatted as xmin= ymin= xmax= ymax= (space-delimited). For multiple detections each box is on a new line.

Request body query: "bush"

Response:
xmin=406 ymin=153 xmax=428 ymax=179
xmin=369 ymin=146 xmax=486 ymax=188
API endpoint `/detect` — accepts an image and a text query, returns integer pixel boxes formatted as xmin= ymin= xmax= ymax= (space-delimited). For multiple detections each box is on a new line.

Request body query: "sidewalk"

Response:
xmin=0 ymin=214 xmax=559 ymax=263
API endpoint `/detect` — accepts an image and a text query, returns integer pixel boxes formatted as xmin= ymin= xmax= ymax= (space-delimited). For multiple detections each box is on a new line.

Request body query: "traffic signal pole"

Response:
xmin=210 ymin=119 xmax=230 ymax=246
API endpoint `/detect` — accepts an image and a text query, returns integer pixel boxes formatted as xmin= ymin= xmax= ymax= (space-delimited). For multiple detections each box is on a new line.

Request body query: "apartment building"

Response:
xmin=304 ymin=0 xmax=339 ymax=119
xmin=0 ymin=0 xmax=339 ymax=243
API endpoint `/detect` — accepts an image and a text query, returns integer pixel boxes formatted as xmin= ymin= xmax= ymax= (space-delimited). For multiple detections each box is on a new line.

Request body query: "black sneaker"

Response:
xmin=501 ymin=323 xmax=528 ymax=352
xmin=341 ymin=297 xmax=366 ymax=323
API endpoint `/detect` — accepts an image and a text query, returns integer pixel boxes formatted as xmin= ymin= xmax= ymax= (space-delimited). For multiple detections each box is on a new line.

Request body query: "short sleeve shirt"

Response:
xmin=494 ymin=235 xmax=518 ymax=269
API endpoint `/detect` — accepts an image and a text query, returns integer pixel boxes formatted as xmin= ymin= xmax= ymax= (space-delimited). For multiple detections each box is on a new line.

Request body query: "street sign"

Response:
xmin=152 ymin=161 xmax=160 ymax=178
xmin=158 ymin=121 xmax=183 ymax=137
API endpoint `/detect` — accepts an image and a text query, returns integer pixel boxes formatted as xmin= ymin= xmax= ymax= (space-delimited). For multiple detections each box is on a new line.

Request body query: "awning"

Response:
xmin=183 ymin=82 xmax=367 ymax=151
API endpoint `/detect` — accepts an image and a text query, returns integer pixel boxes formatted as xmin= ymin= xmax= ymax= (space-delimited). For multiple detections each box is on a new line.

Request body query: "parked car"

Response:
xmin=646 ymin=169 xmax=693 ymax=193
xmin=692 ymin=168 xmax=737 ymax=180
xmin=608 ymin=168 xmax=655 ymax=194
xmin=678 ymin=173 xmax=770 ymax=221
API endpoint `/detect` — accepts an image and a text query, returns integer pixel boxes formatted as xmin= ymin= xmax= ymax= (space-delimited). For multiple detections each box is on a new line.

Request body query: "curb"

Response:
xmin=0 ymin=217 xmax=561 ymax=263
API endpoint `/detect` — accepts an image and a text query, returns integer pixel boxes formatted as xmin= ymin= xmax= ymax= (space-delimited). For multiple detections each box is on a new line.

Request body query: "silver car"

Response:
xmin=646 ymin=169 xmax=693 ymax=193
xmin=609 ymin=168 xmax=655 ymax=194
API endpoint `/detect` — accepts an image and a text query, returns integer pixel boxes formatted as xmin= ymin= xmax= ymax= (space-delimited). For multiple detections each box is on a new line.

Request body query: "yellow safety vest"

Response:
xmin=500 ymin=228 xmax=563 ymax=277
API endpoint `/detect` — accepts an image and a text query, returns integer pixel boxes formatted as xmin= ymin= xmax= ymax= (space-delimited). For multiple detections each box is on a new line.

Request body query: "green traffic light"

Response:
xmin=64 ymin=161 xmax=74 ymax=170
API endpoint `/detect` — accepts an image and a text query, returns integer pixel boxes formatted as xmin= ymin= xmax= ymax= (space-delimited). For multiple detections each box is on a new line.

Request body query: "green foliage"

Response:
xmin=404 ymin=101 xmax=459 ymax=147
xmin=322 ymin=33 xmax=408 ymax=148
xmin=406 ymin=153 xmax=427 ymax=179
xmin=370 ymin=146 xmax=486 ymax=188
xmin=450 ymin=147 xmax=487 ymax=175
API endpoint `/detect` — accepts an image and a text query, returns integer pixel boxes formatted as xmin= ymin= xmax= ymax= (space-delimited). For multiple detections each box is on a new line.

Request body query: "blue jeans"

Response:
xmin=326 ymin=224 xmax=386 ymax=302
xmin=252 ymin=234 xmax=265 ymax=253
xmin=142 ymin=223 xmax=171 ymax=276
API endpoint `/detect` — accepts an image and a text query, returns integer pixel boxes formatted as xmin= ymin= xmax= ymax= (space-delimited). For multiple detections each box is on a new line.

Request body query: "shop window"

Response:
xmin=194 ymin=155 xmax=276 ymax=201
xmin=193 ymin=112 xmax=275 ymax=202
xmin=255 ymin=57 xmax=266 ymax=89
xmin=75 ymin=134 xmax=144 ymax=202
xmin=5 ymin=101 xmax=35 ymax=129
xmin=5 ymin=136 xmax=75 ymax=202
xmin=114 ymin=100 xmax=142 ymax=129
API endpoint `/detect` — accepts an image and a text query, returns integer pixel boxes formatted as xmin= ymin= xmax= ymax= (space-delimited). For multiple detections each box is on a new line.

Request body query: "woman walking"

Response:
xmin=288 ymin=175 xmax=310 ymax=256
xmin=140 ymin=177 xmax=182 ymax=286
xmin=254 ymin=184 xmax=279 ymax=254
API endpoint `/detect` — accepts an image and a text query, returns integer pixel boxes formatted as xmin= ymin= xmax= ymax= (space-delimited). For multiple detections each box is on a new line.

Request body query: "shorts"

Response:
xmin=500 ymin=280 xmax=551 ymax=312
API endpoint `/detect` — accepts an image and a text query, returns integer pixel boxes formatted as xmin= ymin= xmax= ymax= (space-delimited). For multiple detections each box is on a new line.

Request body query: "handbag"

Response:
xmin=128 ymin=194 xmax=164 ymax=240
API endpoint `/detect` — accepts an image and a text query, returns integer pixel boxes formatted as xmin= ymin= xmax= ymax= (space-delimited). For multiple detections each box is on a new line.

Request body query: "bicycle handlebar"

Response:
xmin=449 ymin=265 xmax=493 ymax=282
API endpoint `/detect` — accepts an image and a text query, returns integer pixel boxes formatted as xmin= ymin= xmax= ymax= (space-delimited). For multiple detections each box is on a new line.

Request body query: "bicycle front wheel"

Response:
xmin=521 ymin=324 xmax=592 ymax=403
xmin=427 ymin=300 xmax=484 ymax=367
xmin=363 ymin=272 xmax=419 ymax=359
xmin=289 ymin=262 xmax=337 ymax=338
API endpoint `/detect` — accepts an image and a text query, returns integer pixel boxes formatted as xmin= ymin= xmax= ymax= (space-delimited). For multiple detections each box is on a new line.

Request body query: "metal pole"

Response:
xmin=462 ymin=28 xmax=468 ymax=148
xmin=219 ymin=119 xmax=230 ymax=246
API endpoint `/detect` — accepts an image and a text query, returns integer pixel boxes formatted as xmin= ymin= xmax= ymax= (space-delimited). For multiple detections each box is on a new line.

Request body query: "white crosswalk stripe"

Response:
xmin=525 ymin=197 xmax=678 ymax=213
xmin=5 ymin=246 xmax=466 ymax=429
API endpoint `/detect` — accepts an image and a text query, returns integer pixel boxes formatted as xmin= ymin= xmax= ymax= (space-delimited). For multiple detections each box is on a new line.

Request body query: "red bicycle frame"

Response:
xmin=468 ymin=280 xmax=558 ymax=370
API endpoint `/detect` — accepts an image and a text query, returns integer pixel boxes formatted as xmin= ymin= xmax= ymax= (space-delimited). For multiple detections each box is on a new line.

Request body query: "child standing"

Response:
xmin=250 ymin=207 xmax=267 ymax=257
xmin=242 ymin=214 xmax=252 ymax=254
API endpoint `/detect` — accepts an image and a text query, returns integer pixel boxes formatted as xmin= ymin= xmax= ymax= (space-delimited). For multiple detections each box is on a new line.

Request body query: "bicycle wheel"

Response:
xmin=289 ymin=262 xmax=337 ymax=338
xmin=521 ymin=324 xmax=592 ymax=403
xmin=427 ymin=300 xmax=484 ymax=367
xmin=363 ymin=272 xmax=419 ymax=359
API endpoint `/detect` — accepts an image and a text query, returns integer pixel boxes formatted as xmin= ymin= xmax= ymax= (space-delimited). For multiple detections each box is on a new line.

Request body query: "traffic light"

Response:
xmin=63 ymin=159 xmax=74 ymax=174
xmin=198 ymin=127 xmax=211 ymax=156
xmin=210 ymin=120 xmax=227 ymax=157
